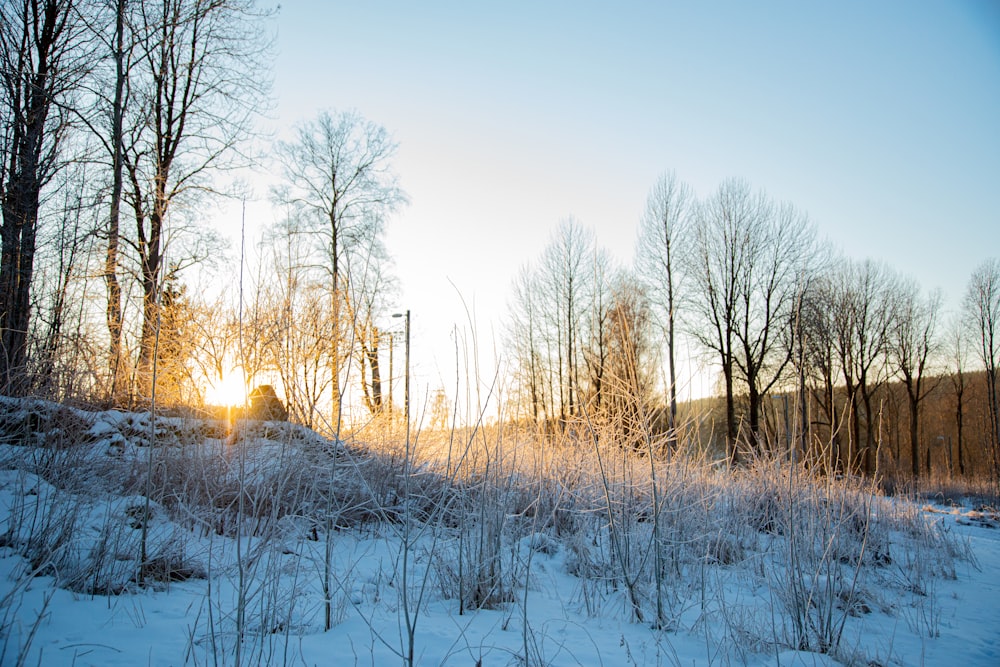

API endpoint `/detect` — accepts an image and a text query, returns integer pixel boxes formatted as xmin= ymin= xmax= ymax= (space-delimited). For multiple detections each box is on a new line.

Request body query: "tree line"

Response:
xmin=3 ymin=2 xmax=998 ymax=486
xmin=505 ymin=173 xmax=1000 ymax=484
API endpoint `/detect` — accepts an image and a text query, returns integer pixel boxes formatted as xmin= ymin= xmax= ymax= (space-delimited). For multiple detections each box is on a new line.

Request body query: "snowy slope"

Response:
xmin=0 ymin=399 xmax=997 ymax=666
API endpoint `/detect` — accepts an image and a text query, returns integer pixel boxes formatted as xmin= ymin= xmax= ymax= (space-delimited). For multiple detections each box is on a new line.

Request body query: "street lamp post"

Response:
xmin=392 ymin=310 xmax=410 ymax=438
xmin=388 ymin=332 xmax=394 ymax=417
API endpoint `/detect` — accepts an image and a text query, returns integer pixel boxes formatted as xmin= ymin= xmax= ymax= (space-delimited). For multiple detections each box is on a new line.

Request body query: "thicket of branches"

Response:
xmin=0 ymin=0 xmax=270 ymax=405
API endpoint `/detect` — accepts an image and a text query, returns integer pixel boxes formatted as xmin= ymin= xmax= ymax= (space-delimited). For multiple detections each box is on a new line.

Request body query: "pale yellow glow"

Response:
xmin=205 ymin=370 xmax=248 ymax=407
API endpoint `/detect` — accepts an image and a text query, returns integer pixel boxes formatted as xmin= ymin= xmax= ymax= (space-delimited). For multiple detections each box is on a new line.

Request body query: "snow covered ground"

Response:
xmin=0 ymin=398 xmax=997 ymax=666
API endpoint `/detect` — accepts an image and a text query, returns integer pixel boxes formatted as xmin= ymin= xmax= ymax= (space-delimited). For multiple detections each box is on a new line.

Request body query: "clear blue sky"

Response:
xmin=253 ymin=0 xmax=1000 ymax=402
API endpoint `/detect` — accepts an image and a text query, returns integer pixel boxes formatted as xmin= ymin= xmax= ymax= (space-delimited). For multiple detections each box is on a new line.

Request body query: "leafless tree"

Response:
xmin=782 ymin=257 xmax=830 ymax=466
xmin=0 ymin=0 xmax=92 ymax=394
xmin=249 ymin=219 xmax=333 ymax=430
xmin=945 ymin=313 xmax=971 ymax=477
xmin=889 ymin=280 xmax=942 ymax=478
xmin=343 ymin=233 xmax=397 ymax=419
xmin=508 ymin=263 xmax=547 ymax=425
xmin=182 ymin=287 xmax=237 ymax=404
xmin=29 ymin=162 xmax=95 ymax=398
xmin=799 ymin=270 xmax=848 ymax=471
xmin=121 ymin=0 xmax=269 ymax=397
xmin=100 ymin=0 xmax=130 ymax=401
xmin=583 ymin=247 xmax=614 ymax=415
xmin=505 ymin=219 xmax=612 ymax=433
xmin=735 ymin=200 xmax=816 ymax=453
xmin=965 ymin=257 xmax=1000 ymax=482
xmin=687 ymin=180 xmax=753 ymax=462
xmin=824 ymin=259 xmax=898 ymax=475
xmin=635 ymin=171 xmax=692 ymax=446
xmin=543 ymin=218 xmax=601 ymax=422
xmin=272 ymin=109 xmax=406 ymax=431
xmin=63 ymin=0 xmax=136 ymax=402
xmin=688 ymin=179 xmax=816 ymax=463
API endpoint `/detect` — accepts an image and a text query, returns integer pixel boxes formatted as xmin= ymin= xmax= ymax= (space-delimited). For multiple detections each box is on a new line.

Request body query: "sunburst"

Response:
xmin=205 ymin=370 xmax=248 ymax=407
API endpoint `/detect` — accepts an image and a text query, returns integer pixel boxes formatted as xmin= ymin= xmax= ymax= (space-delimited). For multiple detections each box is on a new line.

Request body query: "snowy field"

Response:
xmin=0 ymin=397 xmax=998 ymax=666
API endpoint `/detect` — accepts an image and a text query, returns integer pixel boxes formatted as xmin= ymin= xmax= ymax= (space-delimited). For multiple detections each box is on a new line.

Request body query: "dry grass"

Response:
xmin=0 ymin=398 xmax=978 ymax=665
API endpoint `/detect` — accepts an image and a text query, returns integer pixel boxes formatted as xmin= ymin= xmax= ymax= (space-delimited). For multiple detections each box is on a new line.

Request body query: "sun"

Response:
xmin=205 ymin=370 xmax=248 ymax=407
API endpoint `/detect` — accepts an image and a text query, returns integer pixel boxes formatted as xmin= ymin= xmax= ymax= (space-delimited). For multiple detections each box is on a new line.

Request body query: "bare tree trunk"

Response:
xmin=667 ymin=287 xmax=678 ymax=444
xmin=330 ymin=216 xmax=341 ymax=429
xmin=0 ymin=0 xmax=76 ymax=394
xmin=860 ymin=385 xmax=876 ymax=476
xmin=819 ymin=373 xmax=840 ymax=472
xmin=746 ymin=362 xmax=761 ymax=452
xmin=847 ymin=385 xmax=860 ymax=473
xmin=567 ymin=276 xmax=576 ymax=418
xmin=955 ymin=378 xmax=965 ymax=476
xmin=724 ymin=360 xmax=737 ymax=465
xmin=105 ymin=0 xmax=126 ymax=403
xmin=36 ymin=183 xmax=87 ymax=396
xmin=988 ymin=366 xmax=1000 ymax=482
xmin=368 ymin=328 xmax=382 ymax=413
xmin=796 ymin=311 xmax=808 ymax=464
xmin=136 ymin=202 xmax=164 ymax=393
xmin=0 ymin=186 xmax=39 ymax=394
xmin=528 ymin=337 xmax=539 ymax=424
xmin=891 ymin=284 xmax=941 ymax=481
xmin=908 ymin=390 xmax=920 ymax=479
xmin=357 ymin=326 xmax=383 ymax=416
xmin=125 ymin=0 xmax=268 ymax=399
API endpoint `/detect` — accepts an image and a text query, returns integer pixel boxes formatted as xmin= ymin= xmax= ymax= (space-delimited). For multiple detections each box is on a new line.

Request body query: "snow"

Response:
xmin=0 ymin=400 xmax=998 ymax=666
